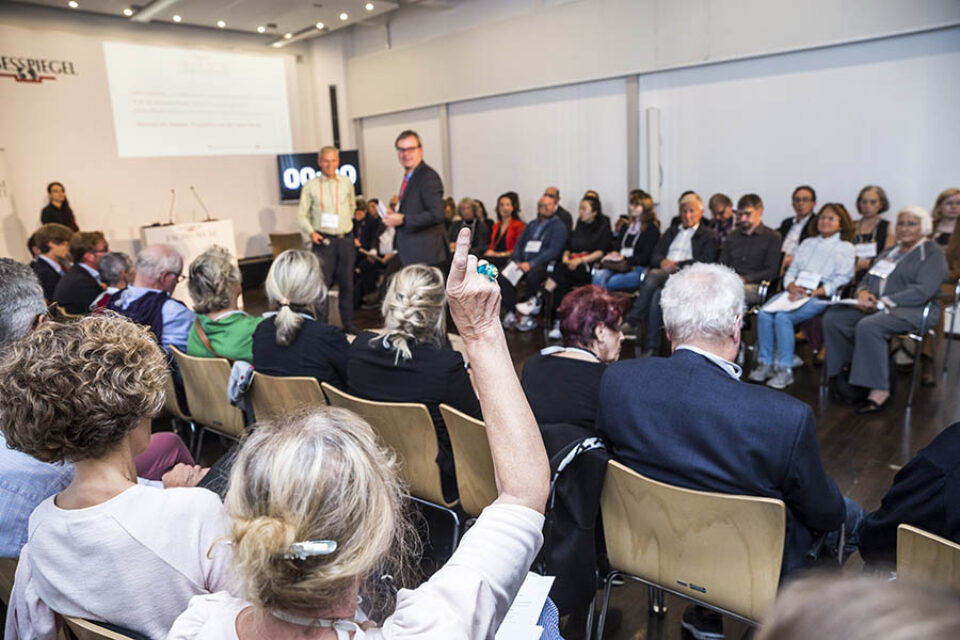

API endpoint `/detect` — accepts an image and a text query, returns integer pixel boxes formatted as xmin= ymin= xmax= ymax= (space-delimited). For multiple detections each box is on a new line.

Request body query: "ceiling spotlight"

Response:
xmin=257 ymin=25 xmax=265 ymax=33
xmin=365 ymin=2 xmax=375 ymax=10
xmin=339 ymin=12 xmax=348 ymax=20
xmin=271 ymin=42 xmax=283 ymax=48
xmin=123 ymin=7 xmax=133 ymax=16
xmin=217 ymin=20 xmax=226 ymax=28
xmin=67 ymin=1 xmax=78 ymax=7
xmin=283 ymin=33 xmax=292 ymax=39
xmin=315 ymin=22 xmax=324 ymax=30
xmin=172 ymin=14 xmax=182 ymax=22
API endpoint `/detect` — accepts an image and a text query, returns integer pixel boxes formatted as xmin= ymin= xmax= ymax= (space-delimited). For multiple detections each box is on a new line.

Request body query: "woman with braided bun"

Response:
xmin=346 ymin=263 xmax=481 ymax=501
xmin=168 ymin=227 xmax=552 ymax=639
xmin=252 ymin=249 xmax=349 ymax=389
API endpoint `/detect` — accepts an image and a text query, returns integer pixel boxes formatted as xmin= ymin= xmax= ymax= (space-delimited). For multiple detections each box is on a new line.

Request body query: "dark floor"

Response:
xmin=189 ymin=288 xmax=960 ymax=640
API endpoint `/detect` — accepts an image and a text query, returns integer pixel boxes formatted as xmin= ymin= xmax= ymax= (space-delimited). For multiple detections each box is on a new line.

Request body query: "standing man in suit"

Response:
xmin=598 ymin=262 xmax=862 ymax=639
xmin=779 ymin=185 xmax=818 ymax=271
xmin=383 ymin=130 xmax=447 ymax=268
xmin=298 ymin=146 xmax=357 ymax=332
xmin=543 ymin=186 xmax=573 ymax=235
xmin=53 ymin=230 xmax=108 ymax=314
xmin=30 ymin=223 xmax=73 ymax=300
xmin=621 ymin=192 xmax=719 ymax=356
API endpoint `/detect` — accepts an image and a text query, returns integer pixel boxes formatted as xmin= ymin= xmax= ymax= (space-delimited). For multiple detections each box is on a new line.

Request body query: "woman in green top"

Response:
xmin=186 ymin=245 xmax=262 ymax=361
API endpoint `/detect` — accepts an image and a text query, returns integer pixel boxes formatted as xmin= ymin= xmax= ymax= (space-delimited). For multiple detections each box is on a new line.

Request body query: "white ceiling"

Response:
xmin=13 ymin=0 xmax=401 ymax=44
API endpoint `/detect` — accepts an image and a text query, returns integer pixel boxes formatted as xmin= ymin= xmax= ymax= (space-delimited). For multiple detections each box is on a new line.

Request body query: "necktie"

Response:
xmin=398 ymin=173 xmax=411 ymax=201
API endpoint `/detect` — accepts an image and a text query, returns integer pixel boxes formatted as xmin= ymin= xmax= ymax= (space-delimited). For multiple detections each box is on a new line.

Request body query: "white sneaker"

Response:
xmin=515 ymin=296 xmax=542 ymax=316
xmin=516 ymin=315 xmax=538 ymax=332
xmin=748 ymin=362 xmax=774 ymax=383
xmin=547 ymin=320 xmax=562 ymax=340
xmin=792 ymin=354 xmax=804 ymax=368
xmin=502 ymin=311 xmax=517 ymax=329
xmin=766 ymin=368 xmax=795 ymax=389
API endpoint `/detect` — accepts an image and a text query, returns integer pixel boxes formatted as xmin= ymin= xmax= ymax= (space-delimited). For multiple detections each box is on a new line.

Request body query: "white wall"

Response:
xmin=359 ymin=106 xmax=444 ymax=205
xmin=0 ymin=5 xmax=340 ymax=261
xmin=637 ymin=26 xmax=960 ymax=228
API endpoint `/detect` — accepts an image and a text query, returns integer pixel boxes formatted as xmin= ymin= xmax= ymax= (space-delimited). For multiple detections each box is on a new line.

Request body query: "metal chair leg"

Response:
xmin=944 ymin=288 xmax=959 ymax=375
xmin=907 ymin=336 xmax=924 ymax=409
xmin=193 ymin=427 xmax=206 ymax=460
xmin=584 ymin=592 xmax=597 ymax=640
xmin=648 ymin=586 xmax=667 ymax=616
xmin=409 ymin=496 xmax=461 ymax=554
xmin=595 ymin=572 xmax=617 ymax=640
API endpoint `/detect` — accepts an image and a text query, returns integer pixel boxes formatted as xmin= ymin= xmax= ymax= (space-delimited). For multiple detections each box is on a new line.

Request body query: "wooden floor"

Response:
xmin=236 ymin=290 xmax=960 ymax=639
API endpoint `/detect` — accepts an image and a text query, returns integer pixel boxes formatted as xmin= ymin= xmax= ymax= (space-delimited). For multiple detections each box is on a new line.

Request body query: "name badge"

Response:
xmin=620 ymin=247 xmax=635 ymax=259
xmin=320 ymin=212 xmax=340 ymax=231
xmin=795 ymin=270 xmax=821 ymax=290
xmin=868 ymin=259 xmax=897 ymax=279
xmin=525 ymin=240 xmax=542 ymax=254
xmin=855 ymin=242 xmax=878 ymax=259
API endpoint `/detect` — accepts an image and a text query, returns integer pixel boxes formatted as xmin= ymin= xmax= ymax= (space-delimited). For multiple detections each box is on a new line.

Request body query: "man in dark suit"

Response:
xmin=383 ymin=130 xmax=447 ymax=267
xmin=53 ymin=231 xmax=108 ymax=314
xmin=598 ymin=262 xmax=862 ymax=638
xmin=29 ymin=223 xmax=73 ymax=300
xmin=778 ymin=185 xmax=818 ymax=271
xmin=543 ymin=186 xmax=573 ymax=235
xmin=621 ymin=192 xmax=719 ymax=356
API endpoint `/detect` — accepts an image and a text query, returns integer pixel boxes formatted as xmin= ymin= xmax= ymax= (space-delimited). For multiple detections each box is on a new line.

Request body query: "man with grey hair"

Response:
xmin=0 ymin=258 xmax=48 ymax=351
xmin=598 ymin=263 xmax=861 ymax=638
xmin=90 ymin=251 xmax=133 ymax=309
xmin=107 ymin=244 xmax=193 ymax=351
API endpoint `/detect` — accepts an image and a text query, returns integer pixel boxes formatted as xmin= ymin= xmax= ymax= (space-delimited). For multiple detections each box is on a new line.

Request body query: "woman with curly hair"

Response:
xmin=1 ymin=317 xmax=232 ymax=640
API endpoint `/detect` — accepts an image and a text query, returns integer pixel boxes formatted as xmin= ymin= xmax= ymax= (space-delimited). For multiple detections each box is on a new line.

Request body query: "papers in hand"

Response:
xmin=762 ymin=291 xmax=813 ymax=313
xmin=502 ymin=261 xmax=524 ymax=286
xmin=376 ymin=201 xmax=388 ymax=219
xmin=496 ymin=573 xmax=555 ymax=640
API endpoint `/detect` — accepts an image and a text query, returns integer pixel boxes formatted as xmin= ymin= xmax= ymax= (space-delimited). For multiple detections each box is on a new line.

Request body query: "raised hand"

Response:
xmin=446 ymin=227 xmax=502 ymax=342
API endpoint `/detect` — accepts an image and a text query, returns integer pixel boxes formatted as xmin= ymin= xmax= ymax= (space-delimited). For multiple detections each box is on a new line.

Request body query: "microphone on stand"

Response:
xmin=190 ymin=185 xmax=213 ymax=222
xmin=167 ymin=188 xmax=176 ymax=225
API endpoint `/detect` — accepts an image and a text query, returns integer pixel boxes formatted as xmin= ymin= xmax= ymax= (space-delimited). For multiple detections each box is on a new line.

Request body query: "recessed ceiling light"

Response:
xmin=315 ymin=22 xmax=324 ymax=30
xmin=365 ymin=2 xmax=375 ymax=10
xmin=283 ymin=33 xmax=292 ymax=39
xmin=67 ymin=1 xmax=78 ymax=7
xmin=257 ymin=25 xmax=266 ymax=33
xmin=271 ymin=42 xmax=283 ymax=48
xmin=123 ymin=7 xmax=133 ymax=16
xmin=339 ymin=12 xmax=348 ymax=21
xmin=217 ymin=20 xmax=226 ymax=28
xmin=172 ymin=14 xmax=182 ymax=22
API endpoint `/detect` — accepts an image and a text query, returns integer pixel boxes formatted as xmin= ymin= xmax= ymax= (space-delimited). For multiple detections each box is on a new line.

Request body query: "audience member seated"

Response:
xmin=750 ymin=203 xmax=856 ymax=389
xmin=921 ymin=187 xmax=960 ymax=384
xmin=931 ymin=188 xmax=960 ymax=248
xmin=756 ymin=575 xmax=960 ymax=640
xmin=720 ymin=193 xmax=782 ymax=304
xmin=187 ymin=245 xmax=262 ymax=361
xmin=484 ymin=191 xmax=525 ymax=267
xmin=52 ymin=230 xmax=108 ymax=314
xmin=858 ymin=421 xmax=960 ymax=569
xmin=502 ymin=195 xmax=569 ymax=332
xmin=823 ymin=206 xmax=947 ymax=413
xmin=108 ymin=244 xmax=194 ymax=352
xmin=707 ymin=192 xmax=735 ymax=246
xmin=252 ymin=249 xmax=349 ymax=389
xmin=29 ymin=223 xmax=73 ymax=300
xmin=544 ymin=185 xmax=574 ymax=235
xmin=593 ymin=189 xmax=661 ymax=292
xmin=40 ymin=181 xmax=79 ymax=232
xmin=91 ymin=251 xmax=133 ymax=309
xmin=598 ymin=263 xmax=861 ymax=580
xmin=778 ymin=185 xmax=818 ymax=272
xmin=447 ymin=197 xmax=491 ymax=256
xmin=851 ymin=184 xmax=894 ymax=280
xmin=353 ymin=197 xmax=380 ymax=254
xmin=522 ymin=285 xmax=625 ymax=431
xmin=621 ymin=192 xmax=719 ymax=356
xmin=347 ymin=263 xmax=482 ymax=498
xmin=543 ymin=195 xmax=612 ymax=338
xmin=168 ymin=228 xmax=551 ymax=639
xmin=1 ymin=317 xmax=229 ymax=639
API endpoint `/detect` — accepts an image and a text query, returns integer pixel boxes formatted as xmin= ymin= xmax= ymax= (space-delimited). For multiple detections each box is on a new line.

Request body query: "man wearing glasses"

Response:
xmin=53 ymin=231 xmax=110 ymax=314
xmin=383 ymin=130 xmax=447 ymax=268
xmin=779 ymin=185 xmax=818 ymax=271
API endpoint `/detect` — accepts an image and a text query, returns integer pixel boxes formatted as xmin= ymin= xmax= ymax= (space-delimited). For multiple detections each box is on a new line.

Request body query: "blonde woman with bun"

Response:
xmin=346 ymin=262 xmax=481 ymax=500
xmin=252 ymin=249 xmax=349 ymax=389
xmin=168 ymin=228 xmax=551 ymax=639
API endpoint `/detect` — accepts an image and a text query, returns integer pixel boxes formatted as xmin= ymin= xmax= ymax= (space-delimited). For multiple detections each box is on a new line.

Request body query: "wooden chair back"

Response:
xmin=321 ymin=383 xmax=454 ymax=507
xmin=439 ymin=404 xmax=497 ymax=516
xmin=601 ymin=460 xmax=786 ymax=622
xmin=62 ymin=617 xmax=141 ymax=640
xmin=161 ymin=369 xmax=191 ymax=422
xmin=250 ymin=372 xmax=326 ymax=422
xmin=897 ymin=524 xmax=960 ymax=593
xmin=170 ymin=347 xmax=245 ymax=439
xmin=0 ymin=557 xmax=17 ymax=605
xmin=268 ymin=233 xmax=303 ymax=257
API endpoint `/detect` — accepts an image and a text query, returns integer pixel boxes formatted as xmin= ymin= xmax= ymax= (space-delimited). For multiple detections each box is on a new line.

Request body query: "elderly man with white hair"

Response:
xmin=108 ymin=244 xmax=194 ymax=351
xmin=823 ymin=205 xmax=947 ymax=414
xmin=598 ymin=262 xmax=862 ymax=638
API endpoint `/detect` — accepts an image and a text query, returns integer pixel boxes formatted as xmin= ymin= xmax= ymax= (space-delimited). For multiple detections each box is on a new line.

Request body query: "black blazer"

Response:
xmin=31 ymin=258 xmax=62 ymax=300
xmin=397 ymin=162 xmax=447 ymax=266
xmin=778 ymin=215 xmax=814 ymax=249
xmin=650 ymin=223 xmax=719 ymax=267
xmin=597 ymin=349 xmax=846 ymax=575
xmin=53 ymin=264 xmax=102 ymax=314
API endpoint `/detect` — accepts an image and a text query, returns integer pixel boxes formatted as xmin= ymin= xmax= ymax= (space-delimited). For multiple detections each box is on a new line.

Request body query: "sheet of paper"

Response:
xmin=495 ymin=572 xmax=555 ymax=640
xmin=761 ymin=291 xmax=812 ymax=313
xmin=831 ymin=298 xmax=863 ymax=306
xmin=502 ymin=261 xmax=524 ymax=286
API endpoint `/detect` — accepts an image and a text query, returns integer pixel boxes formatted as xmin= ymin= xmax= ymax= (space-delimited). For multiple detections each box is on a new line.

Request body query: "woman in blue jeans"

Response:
xmin=593 ymin=189 xmax=660 ymax=291
xmin=749 ymin=203 xmax=856 ymax=389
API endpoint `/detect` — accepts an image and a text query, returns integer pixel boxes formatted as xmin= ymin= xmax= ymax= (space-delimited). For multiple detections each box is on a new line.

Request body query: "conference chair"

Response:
xmin=249 ymin=372 xmax=326 ymax=422
xmin=439 ymin=404 xmax=498 ymax=518
xmin=592 ymin=460 xmax=786 ymax=639
xmin=941 ymin=277 xmax=960 ymax=376
xmin=170 ymin=346 xmax=246 ymax=458
xmin=161 ymin=368 xmax=197 ymax=453
xmin=268 ymin=233 xmax=304 ymax=258
xmin=321 ymin=383 xmax=461 ymax=547
xmin=62 ymin=616 xmax=146 ymax=640
xmin=897 ymin=524 xmax=960 ymax=593
xmin=0 ymin=557 xmax=17 ymax=606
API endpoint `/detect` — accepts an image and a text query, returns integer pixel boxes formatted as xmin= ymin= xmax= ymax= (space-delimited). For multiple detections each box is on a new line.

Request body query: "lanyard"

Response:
xmin=318 ymin=176 xmax=340 ymax=213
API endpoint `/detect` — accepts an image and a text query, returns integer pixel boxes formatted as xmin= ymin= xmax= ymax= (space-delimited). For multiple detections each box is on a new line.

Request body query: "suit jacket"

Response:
xmin=650 ymin=223 xmax=719 ymax=267
xmin=397 ymin=161 xmax=447 ymax=266
xmin=597 ymin=348 xmax=845 ymax=575
xmin=31 ymin=258 xmax=62 ymax=300
xmin=53 ymin=264 xmax=102 ymax=314
xmin=778 ymin=215 xmax=814 ymax=250
xmin=858 ymin=240 xmax=948 ymax=327
xmin=555 ymin=206 xmax=574 ymax=235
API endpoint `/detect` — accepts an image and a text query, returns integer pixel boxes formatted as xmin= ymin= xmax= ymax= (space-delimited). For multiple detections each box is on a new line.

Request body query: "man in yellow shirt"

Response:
xmin=297 ymin=146 xmax=357 ymax=331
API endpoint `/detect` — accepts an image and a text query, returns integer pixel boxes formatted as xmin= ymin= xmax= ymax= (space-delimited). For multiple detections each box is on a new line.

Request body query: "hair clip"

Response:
xmin=477 ymin=260 xmax=499 ymax=282
xmin=279 ymin=297 xmax=291 ymax=306
xmin=283 ymin=540 xmax=338 ymax=560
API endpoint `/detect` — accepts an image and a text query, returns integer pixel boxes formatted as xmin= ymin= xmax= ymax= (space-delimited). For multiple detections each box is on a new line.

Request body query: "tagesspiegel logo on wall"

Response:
xmin=0 ymin=55 xmax=77 ymax=83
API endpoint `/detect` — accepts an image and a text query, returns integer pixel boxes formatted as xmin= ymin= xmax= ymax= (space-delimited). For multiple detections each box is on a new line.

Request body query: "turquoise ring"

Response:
xmin=477 ymin=260 xmax=499 ymax=282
